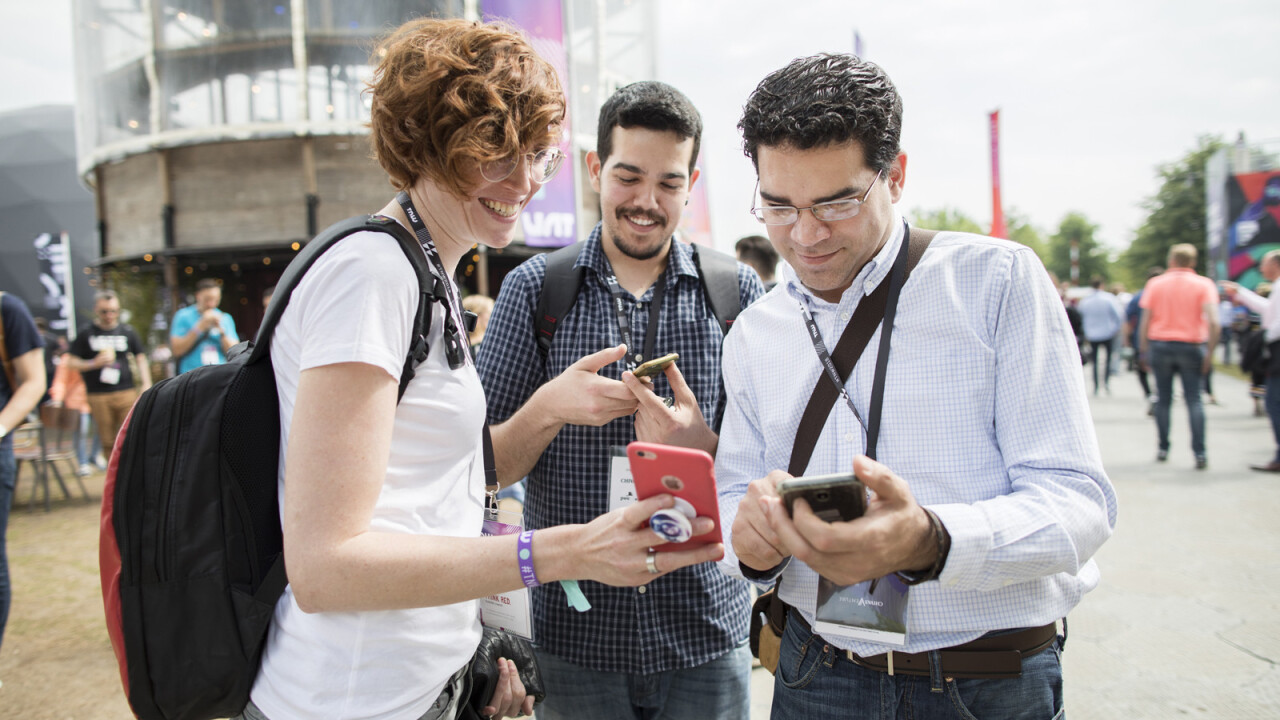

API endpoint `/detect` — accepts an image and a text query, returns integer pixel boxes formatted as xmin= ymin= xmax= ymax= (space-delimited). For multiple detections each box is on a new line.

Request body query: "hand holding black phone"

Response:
xmin=776 ymin=472 xmax=866 ymax=523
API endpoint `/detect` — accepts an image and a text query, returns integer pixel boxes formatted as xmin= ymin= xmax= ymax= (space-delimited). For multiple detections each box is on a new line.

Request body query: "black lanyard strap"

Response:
xmin=787 ymin=223 xmax=937 ymax=476
xmin=602 ymin=246 xmax=669 ymax=369
xmin=799 ymin=302 xmax=867 ymax=433
xmin=395 ymin=191 xmax=468 ymax=369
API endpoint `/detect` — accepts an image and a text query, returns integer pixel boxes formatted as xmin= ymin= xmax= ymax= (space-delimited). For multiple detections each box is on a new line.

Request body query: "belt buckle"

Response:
xmin=843 ymin=649 xmax=895 ymax=676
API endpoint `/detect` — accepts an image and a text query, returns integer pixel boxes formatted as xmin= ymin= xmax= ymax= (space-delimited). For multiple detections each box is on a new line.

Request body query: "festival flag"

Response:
xmin=989 ymin=110 xmax=1006 ymax=239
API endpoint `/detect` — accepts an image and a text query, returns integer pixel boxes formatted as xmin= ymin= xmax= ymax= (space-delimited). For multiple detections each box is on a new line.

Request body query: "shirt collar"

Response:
xmin=782 ymin=207 xmax=905 ymax=309
xmin=579 ymin=222 xmax=700 ymax=288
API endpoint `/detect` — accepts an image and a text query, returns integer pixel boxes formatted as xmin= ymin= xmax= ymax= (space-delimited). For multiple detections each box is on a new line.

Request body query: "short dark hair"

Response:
xmin=739 ymin=53 xmax=902 ymax=173
xmin=1146 ymin=266 xmax=1164 ymax=280
xmin=597 ymin=81 xmax=702 ymax=176
xmin=196 ymin=278 xmax=221 ymax=293
xmin=1090 ymin=276 xmax=1104 ymax=289
xmin=734 ymin=235 xmax=778 ymax=276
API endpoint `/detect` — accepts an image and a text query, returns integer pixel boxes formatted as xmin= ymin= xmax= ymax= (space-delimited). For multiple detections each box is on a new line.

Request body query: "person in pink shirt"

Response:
xmin=1138 ymin=243 xmax=1220 ymax=469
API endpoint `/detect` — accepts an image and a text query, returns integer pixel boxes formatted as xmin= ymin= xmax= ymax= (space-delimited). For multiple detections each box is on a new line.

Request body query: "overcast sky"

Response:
xmin=5 ymin=0 xmax=1278 ymax=255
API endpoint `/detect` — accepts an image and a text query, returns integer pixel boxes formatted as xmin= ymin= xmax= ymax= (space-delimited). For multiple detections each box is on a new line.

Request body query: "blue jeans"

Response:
xmin=1266 ymin=377 xmax=1280 ymax=463
xmin=1150 ymin=341 xmax=1207 ymax=457
xmin=1 ymin=438 xmax=14 ymax=651
xmin=772 ymin=612 xmax=1063 ymax=719
xmin=1087 ymin=339 xmax=1113 ymax=393
xmin=534 ymin=641 xmax=752 ymax=720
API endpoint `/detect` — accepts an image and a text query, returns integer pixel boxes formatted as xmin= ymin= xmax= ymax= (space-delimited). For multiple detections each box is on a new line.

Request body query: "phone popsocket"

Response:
xmin=650 ymin=496 xmax=697 ymax=544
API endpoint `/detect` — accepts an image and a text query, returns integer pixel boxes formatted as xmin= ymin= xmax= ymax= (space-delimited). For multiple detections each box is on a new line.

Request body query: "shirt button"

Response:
xmin=638 ymin=585 xmax=647 ymax=594
xmin=845 ymin=432 xmax=855 ymax=443
xmin=841 ymin=312 xmax=851 ymax=322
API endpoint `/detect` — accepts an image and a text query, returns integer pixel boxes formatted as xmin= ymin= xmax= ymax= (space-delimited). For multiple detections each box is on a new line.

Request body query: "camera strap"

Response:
xmin=787 ymin=223 xmax=936 ymax=476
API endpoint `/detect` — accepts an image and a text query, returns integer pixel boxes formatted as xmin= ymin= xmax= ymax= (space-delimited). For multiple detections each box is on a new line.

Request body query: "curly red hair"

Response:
xmin=367 ymin=18 xmax=565 ymax=196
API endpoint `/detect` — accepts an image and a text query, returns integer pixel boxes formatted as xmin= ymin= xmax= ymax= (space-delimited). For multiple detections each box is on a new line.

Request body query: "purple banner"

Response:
xmin=483 ymin=0 xmax=577 ymax=247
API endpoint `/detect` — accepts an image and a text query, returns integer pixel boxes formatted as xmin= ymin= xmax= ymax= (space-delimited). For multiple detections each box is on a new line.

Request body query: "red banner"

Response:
xmin=989 ymin=110 xmax=1006 ymax=239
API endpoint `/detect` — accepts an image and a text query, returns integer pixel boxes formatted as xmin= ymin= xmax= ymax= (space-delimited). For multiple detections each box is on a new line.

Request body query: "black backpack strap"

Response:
xmin=690 ymin=244 xmax=743 ymax=336
xmin=787 ymin=227 xmax=937 ymax=476
xmin=247 ymin=214 xmax=437 ymax=403
xmin=535 ymin=241 xmax=587 ymax=356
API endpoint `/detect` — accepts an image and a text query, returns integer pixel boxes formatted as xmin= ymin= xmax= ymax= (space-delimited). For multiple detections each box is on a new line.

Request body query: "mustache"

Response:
xmin=616 ymin=207 xmax=667 ymax=226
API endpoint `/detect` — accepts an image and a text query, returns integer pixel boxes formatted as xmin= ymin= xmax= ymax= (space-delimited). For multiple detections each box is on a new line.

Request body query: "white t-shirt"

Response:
xmin=251 ymin=230 xmax=486 ymax=720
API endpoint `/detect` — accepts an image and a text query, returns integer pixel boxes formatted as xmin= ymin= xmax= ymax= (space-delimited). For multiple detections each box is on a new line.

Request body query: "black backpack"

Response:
xmin=99 ymin=214 xmax=446 ymax=720
xmin=533 ymin=240 xmax=743 ymax=355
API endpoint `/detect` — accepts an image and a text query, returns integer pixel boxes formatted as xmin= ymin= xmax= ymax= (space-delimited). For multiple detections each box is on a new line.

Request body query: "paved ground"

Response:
xmin=749 ymin=365 xmax=1280 ymax=718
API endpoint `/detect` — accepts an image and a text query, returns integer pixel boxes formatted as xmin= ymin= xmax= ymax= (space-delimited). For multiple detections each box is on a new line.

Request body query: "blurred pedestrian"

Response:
xmin=0 ymin=290 xmax=47 ymax=654
xmin=48 ymin=349 xmax=95 ymax=475
xmin=735 ymin=234 xmax=779 ymax=291
xmin=1222 ymin=249 xmax=1280 ymax=471
xmin=65 ymin=291 xmax=151 ymax=459
xmin=1139 ymin=244 xmax=1219 ymax=469
xmin=1078 ymin=276 xmax=1124 ymax=394
xmin=1125 ymin=266 xmax=1164 ymax=415
xmin=170 ymin=278 xmax=239 ymax=374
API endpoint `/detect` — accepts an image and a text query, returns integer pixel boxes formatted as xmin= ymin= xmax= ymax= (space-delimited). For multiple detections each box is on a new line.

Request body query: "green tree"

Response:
xmin=1048 ymin=212 xmax=1109 ymax=285
xmin=1120 ymin=135 xmax=1226 ymax=280
xmin=910 ymin=207 xmax=984 ymax=234
xmin=1005 ymin=209 xmax=1048 ymax=266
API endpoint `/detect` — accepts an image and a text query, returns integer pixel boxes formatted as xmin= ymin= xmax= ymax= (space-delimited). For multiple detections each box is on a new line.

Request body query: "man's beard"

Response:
xmin=610 ymin=208 xmax=670 ymax=261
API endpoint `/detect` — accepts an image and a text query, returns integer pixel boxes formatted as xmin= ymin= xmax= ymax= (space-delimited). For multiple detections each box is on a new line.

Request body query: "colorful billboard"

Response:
xmin=1223 ymin=169 xmax=1280 ymax=289
xmin=482 ymin=0 xmax=577 ymax=248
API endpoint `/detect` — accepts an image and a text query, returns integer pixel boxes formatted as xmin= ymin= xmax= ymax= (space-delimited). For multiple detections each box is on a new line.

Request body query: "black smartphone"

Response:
xmin=776 ymin=472 xmax=866 ymax=523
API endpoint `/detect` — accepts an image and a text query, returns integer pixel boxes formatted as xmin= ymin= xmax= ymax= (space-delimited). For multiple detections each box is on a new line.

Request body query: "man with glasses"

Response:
xmin=66 ymin=291 xmax=151 ymax=457
xmin=717 ymin=54 xmax=1115 ymax=719
xmin=477 ymin=81 xmax=764 ymax=720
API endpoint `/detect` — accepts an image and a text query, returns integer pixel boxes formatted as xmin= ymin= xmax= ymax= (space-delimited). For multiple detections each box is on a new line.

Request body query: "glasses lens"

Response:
xmin=535 ymin=149 xmax=564 ymax=183
xmin=480 ymin=156 xmax=518 ymax=183
xmin=811 ymin=199 xmax=861 ymax=222
xmin=754 ymin=207 xmax=798 ymax=225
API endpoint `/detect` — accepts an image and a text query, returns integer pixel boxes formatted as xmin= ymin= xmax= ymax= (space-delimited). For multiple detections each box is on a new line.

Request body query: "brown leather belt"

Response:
xmin=789 ymin=607 xmax=1058 ymax=679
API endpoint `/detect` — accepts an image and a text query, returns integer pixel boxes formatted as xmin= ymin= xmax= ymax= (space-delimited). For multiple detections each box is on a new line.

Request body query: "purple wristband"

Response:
xmin=517 ymin=530 xmax=540 ymax=588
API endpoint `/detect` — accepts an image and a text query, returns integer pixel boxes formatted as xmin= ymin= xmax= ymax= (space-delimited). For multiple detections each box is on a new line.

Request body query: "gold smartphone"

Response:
xmin=632 ymin=352 xmax=679 ymax=379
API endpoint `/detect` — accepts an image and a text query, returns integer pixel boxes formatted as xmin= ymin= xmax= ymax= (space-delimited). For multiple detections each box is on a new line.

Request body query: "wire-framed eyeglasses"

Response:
xmin=750 ymin=170 xmax=882 ymax=225
xmin=479 ymin=147 xmax=566 ymax=184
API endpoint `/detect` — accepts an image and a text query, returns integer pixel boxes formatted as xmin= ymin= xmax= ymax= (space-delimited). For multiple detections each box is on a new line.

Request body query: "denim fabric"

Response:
xmin=1150 ymin=341 xmax=1207 ymax=456
xmin=1266 ymin=378 xmax=1280 ymax=462
xmin=533 ymin=641 xmax=752 ymax=720
xmin=771 ymin=610 xmax=1063 ymax=719
xmin=0 ymin=438 xmax=14 ymax=651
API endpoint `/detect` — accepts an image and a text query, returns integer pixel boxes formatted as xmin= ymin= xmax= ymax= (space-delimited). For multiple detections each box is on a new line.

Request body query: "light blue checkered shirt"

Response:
xmin=716 ymin=210 xmax=1118 ymax=656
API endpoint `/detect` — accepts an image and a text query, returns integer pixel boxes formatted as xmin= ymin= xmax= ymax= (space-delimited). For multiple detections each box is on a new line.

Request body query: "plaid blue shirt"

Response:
xmin=477 ymin=223 xmax=764 ymax=673
xmin=717 ymin=211 xmax=1118 ymax=656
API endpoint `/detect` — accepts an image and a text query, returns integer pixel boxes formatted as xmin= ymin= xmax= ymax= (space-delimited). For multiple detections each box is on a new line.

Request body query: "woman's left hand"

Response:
xmin=481 ymin=657 xmax=535 ymax=719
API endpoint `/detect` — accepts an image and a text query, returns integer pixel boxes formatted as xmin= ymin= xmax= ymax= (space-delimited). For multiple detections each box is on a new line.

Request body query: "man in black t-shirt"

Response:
xmin=1 ymin=290 xmax=47 ymax=652
xmin=66 ymin=291 xmax=151 ymax=456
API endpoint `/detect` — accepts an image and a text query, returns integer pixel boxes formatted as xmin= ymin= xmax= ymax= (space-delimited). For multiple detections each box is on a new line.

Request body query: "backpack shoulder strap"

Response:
xmin=247 ymin=215 xmax=437 ymax=403
xmin=535 ymin=241 xmax=587 ymax=356
xmin=690 ymin=244 xmax=743 ymax=336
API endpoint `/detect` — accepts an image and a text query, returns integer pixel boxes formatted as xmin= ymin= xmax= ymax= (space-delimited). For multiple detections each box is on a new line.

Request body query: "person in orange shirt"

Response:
xmin=1138 ymin=243 xmax=1220 ymax=469
xmin=48 ymin=350 xmax=96 ymax=476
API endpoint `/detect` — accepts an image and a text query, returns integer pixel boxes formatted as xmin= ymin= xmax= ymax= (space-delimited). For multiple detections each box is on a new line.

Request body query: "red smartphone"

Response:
xmin=627 ymin=441 xmax=722 ymax=552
